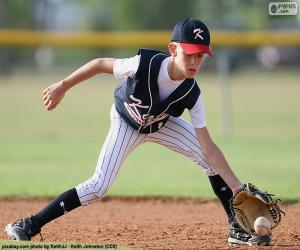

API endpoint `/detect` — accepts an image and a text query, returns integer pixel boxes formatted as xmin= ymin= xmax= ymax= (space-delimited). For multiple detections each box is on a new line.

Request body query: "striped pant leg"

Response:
xmin=76 ymin=105 xmax=145 ymax=205
xmin=146 ymin=116 xmax=216 ymax=176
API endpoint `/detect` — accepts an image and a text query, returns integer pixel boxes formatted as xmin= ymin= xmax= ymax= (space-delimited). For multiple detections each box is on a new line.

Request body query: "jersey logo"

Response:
xmin=193 ymin=28 xmax=204 ymax=40
xmin=157 ymin=122 xmax=164 ymax=129
xmin=124 ymin=95 xmax=168 ymax=127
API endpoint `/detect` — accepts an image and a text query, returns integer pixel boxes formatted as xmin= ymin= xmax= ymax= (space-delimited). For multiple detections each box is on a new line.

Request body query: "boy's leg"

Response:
xmin=146 ymin=116 xmax=270 ymax=246
xmin=5 ymin=105 xmax=145 ymax=241
xmin=34 ymin=188 xmax=81 ymax=227
xmin=146 ymin=116 xmax=233 ymax=221
xmin=5 ymin=188 xmax=81 ymax=241
xmin=75 ymin=106 xmax=145 ymax=205
xmin=208 ymin=175 xmax=234 ymax=223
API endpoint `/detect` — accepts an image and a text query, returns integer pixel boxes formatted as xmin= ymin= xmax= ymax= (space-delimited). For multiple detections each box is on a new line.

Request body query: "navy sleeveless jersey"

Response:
xmin=114 ymin=48 xmax=201 ymax=134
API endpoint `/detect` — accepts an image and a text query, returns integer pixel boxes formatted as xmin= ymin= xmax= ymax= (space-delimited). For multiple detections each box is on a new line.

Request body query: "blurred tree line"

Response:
xmin=0 ymin=0 xmax=299 ymax=73
xmin=1 ymin=0 xmax=299 ymax=30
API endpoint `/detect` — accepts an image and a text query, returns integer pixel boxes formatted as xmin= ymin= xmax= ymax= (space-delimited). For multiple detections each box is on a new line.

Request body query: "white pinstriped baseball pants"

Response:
xmin=76 ymin=105 xmax=216 ymax=205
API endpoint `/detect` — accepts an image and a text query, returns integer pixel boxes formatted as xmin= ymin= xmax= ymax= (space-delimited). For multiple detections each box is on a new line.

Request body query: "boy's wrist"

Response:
xmin=232 ymin=183 xmax=244 ymax=196
xmin=60 ymin=80 xmax=70 ymax=91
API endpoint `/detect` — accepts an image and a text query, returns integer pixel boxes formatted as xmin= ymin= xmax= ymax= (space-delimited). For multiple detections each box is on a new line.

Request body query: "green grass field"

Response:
xmin=1 ymin=69 xmax=299 ymax=202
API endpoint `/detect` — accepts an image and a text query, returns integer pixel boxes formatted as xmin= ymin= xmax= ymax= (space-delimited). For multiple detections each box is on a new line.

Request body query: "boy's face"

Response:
xmin=169 ymin=43 xmax=205 ymax=79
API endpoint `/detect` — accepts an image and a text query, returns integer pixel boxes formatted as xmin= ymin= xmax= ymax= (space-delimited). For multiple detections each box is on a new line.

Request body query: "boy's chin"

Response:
xmin=185 ymin=72 xmax=197 ymax=79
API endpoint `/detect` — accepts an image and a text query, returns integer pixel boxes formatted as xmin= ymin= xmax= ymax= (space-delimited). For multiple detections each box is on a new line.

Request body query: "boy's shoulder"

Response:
xmin=138 ymin=48 xmax=169 ymax=57
xmin=136 ymin=48 xmax=169 ymax=70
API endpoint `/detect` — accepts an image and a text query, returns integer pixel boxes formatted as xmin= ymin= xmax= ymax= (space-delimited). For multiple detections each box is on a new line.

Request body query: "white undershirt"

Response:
xmin=113 ymin=55 xmax=207 ymax=128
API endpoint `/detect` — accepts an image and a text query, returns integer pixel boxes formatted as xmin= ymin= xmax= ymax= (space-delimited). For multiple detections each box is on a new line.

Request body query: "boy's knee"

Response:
xmin=200 ymin=162 xmax=217 ymax=176
xmin=76 ymin=181 xmax=109 ymax=205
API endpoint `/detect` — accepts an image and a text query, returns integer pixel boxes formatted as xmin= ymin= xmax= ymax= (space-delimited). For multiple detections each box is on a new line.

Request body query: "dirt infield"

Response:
xmin=1 ymin=197 xmax=299 ymax=249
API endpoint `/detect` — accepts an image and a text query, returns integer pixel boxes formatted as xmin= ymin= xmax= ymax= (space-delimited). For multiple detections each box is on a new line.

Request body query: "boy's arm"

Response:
xmin=60 ymin=58 xmax=116 ymax=91
xmin=43 ymin=58 xmax=116 ymax=111
xmin=195 ymin=127 xmax=243 ymax=195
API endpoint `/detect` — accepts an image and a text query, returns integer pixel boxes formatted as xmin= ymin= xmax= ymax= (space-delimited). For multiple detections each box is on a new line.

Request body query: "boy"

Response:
xmin=5 ymin=18 xmax=270 ymax=246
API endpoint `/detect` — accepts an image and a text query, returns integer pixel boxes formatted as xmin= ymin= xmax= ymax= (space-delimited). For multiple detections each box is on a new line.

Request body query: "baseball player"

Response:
xmin=5 ymin=18 xmax=270 ymax=246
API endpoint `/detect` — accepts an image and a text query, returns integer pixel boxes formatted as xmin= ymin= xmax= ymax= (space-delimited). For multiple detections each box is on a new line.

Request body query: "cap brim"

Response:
xmin=180 ymin=43 xmax=213 ymax=57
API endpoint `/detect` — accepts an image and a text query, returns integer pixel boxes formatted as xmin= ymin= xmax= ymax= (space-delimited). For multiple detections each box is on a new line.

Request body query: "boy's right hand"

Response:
xmin=43 ymin=81 xmax=66 ymax=111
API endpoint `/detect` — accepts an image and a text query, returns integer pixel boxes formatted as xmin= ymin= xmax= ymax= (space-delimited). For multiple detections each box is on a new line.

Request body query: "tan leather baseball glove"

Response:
xmin=231 ymin=183 xmax=285 ymax=235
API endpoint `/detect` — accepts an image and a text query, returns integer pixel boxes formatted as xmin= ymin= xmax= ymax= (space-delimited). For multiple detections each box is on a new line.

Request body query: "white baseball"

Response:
xmin=254 ymin=216 xmax=271 ymax=235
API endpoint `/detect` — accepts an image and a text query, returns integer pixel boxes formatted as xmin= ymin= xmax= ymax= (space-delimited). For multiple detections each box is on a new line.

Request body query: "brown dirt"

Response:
xmin=0 ymin=197 xmax=300 ymax=249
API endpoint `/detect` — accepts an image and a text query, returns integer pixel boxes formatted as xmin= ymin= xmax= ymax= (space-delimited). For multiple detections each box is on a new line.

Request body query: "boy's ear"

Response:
xmin=168 ymin=43 xmax=177 ymax=56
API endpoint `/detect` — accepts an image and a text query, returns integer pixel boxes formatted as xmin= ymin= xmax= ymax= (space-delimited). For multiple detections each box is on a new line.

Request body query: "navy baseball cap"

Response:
xmin=171 ymin=18 xmax=212 ymax=56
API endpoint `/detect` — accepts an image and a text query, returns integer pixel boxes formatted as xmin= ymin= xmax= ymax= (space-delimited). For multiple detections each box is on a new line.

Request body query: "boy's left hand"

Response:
xmin=43 ymin=81 xmax=66 ymax=111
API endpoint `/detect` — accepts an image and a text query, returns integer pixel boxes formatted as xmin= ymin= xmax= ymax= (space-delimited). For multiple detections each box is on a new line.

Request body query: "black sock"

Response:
xmin=208 ymin=175 xmax=234 ymax=224
xmin=33 ymin=188 xmax=81 ymax=228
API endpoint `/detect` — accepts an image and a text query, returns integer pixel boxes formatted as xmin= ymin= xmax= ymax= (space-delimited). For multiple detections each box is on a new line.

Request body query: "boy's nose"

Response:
xmin=190 ymin=56 xmax=195 ymax=65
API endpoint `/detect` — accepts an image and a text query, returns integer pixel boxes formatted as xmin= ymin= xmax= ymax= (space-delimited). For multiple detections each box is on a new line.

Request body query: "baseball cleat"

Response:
xmin=228 ymin=221 xmax=251 ymax=246
xmin=5 ymin=216 xmax=41 ymax=241
xmin=248 ymin=234 xmax=271 ymax=246
xmin=228 ymin=221 xmax=271 ymax=246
